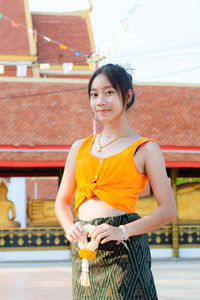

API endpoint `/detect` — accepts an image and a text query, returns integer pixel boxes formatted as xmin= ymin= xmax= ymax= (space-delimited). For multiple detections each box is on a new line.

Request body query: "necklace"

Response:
xmin=97 ymin=132 xmax=130 ymax=152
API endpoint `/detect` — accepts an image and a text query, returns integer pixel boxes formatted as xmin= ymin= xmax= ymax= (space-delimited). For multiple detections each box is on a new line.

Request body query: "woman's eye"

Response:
xmin=106 ymin=90 xmax=114 ymax=95
xmin=90 ymin=93 xmax=98 ymax=98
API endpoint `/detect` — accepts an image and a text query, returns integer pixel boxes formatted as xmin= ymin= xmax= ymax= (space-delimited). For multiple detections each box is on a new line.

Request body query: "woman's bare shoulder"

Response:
xmin=69 ymin=139 xmax=85 ymax=156
xmin=142 ymin=141 xmax=165 ymax=168
xmin=143 ymin=141 xmax=161 ymax=153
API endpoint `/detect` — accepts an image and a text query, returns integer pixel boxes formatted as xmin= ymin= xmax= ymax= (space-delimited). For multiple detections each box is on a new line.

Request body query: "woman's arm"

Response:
xmin=55 ymin=139 xmax=84 ymax=243
xmin=124 ymin=141 xmax=177 ymax=236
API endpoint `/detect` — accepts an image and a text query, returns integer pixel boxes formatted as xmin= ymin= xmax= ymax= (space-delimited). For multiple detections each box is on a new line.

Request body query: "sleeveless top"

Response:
xmin=74 ymin=135 xmax=152 ymax=213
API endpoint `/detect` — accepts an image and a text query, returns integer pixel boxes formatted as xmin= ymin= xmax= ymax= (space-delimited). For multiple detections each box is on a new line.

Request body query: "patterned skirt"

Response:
xmin=72 ymin=213 xmax=158 ymax=300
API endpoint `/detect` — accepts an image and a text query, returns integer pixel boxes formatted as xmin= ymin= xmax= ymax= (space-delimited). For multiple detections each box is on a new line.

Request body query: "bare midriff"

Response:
xmin=77 ymin=196 xmax=127 ymax=221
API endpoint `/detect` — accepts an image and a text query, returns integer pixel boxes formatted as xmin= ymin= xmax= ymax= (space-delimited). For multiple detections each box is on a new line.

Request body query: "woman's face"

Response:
xmin=89 ymin=73 xmax=124 ymax=123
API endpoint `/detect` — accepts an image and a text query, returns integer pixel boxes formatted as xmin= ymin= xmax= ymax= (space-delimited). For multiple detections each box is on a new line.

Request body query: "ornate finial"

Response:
xmin=88 ymin=0 xmax=92 ymax=12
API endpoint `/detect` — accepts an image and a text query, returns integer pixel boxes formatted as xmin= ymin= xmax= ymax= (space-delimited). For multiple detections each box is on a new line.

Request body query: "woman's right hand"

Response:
xmin=66 ymin=222 xmax=85 ymax=243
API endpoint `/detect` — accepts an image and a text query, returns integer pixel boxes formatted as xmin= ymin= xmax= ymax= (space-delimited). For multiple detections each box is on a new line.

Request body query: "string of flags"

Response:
xmin=0 ymin=13 xmax=84 ymax=58
xmin=0 ymin=0 xmax=141 ymax=77
xmin=0 ymin=2 xmax=144 ymax=76
xmin=0 ymin=12 xmax=107 ymax=74
xmin=0 ymin=3 xmax=141 ymax=75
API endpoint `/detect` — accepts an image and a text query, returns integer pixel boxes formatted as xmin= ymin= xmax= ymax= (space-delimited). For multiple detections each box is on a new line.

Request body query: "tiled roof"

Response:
xmin=0 ymin=152 xmax=67 ymax=161
xmin=32 ymin=13 xmax=93 ymax=64
xmin=129 ymin=84 xmax=200 ymax=147
xmin=0 ymin=80 xmax=91 ymax=145
xmin=0 ymin=0 xmax=30 ymax=55
xmin=0 ymin=81 xmax=199 ymax=165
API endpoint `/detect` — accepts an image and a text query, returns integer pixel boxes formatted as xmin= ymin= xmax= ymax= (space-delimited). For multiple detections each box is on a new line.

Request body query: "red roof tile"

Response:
xmin=0 ymin=81 xmax=199 ymax=165
xmin=32 ymin=13 xmax=93 ymax=65
xmin=129 ymin=84 xmax=200 ymax=147
xmin=0 ymin=0 xmax=30 ymax=55
xmin=0 ymin=80 xmax=91 ymax=145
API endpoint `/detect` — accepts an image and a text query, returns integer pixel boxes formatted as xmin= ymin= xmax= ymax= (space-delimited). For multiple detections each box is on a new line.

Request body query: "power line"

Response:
xmin=0 ymin=87 xmax=87 ymax=101
xmin=137 ymin=66 xmax=200 ymax=81
xmin=109 ymin=34 xmax=200 ymax=53
xmin=107 ymin=40 xmax=200 ymax=59
xmin=107 ymin=51 xmax=200 ymax=63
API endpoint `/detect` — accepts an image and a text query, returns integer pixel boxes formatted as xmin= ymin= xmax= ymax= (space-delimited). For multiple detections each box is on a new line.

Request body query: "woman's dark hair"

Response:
xmin=88 ymin=63 xmax=135 ymax=110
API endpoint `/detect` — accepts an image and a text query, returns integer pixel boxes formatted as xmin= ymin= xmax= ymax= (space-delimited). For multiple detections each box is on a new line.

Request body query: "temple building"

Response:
xmin=0 ymin=0 xmax=199 ymax=261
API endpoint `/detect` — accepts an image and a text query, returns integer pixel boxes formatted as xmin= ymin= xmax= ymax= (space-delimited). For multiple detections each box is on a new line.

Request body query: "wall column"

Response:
xmin=170 ymin=168 xmax=179 ymax=257
xmin=58 ymin=167 xmax=64 ymax=188
xmin=7 ymin=177 xmax=26 ymax=228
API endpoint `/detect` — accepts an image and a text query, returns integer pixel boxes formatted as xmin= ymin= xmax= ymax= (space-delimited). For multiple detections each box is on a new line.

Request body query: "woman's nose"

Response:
xmin=97 ymin=94 xmax=106 ymax=105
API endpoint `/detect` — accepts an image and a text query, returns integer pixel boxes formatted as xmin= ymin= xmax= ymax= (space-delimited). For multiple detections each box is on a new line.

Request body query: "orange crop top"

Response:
xmin=74 ymin=135 xmax=152 ymax=213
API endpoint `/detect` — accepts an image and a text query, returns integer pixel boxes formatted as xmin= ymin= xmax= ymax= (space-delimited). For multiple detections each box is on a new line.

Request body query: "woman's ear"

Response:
xmin=126 ymin=89 xmax=133 ymax=105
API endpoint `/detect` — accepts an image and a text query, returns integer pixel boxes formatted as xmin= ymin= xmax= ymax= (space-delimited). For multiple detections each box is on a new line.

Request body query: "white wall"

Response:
xmin=7 ymin=177 xmax=26 ymax=228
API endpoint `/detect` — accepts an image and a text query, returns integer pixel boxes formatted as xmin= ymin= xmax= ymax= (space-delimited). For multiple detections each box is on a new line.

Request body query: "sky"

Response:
xmin=28 ymin=0 xmax=200 ymax=83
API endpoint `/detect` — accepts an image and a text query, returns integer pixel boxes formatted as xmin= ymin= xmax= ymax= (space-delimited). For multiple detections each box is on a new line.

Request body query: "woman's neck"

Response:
xmin=100 ymin=116 xmax=132 ymax=138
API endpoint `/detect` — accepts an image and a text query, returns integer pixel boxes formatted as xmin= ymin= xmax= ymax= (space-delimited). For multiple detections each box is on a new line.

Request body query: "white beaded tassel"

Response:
xmin=79 ymin=258 xmax=90 ymax=287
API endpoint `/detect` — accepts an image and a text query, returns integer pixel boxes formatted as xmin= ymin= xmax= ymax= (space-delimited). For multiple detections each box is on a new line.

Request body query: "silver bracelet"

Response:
xmin=119 ymin=225 xmax=129 ymax=241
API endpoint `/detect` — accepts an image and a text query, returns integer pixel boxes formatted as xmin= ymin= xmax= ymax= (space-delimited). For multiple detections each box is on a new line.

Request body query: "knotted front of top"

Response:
xmin=74 ymin=135 xmax=152 ymax=213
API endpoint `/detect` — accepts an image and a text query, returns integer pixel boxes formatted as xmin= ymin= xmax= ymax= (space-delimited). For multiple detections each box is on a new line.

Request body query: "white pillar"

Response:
xmin=7 ymin=177 xmax=26 ymax=228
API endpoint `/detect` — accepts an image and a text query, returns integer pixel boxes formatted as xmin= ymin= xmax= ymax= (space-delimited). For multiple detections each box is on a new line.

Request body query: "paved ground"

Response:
xmin=0 ymin=259 xmax=200 ymax=300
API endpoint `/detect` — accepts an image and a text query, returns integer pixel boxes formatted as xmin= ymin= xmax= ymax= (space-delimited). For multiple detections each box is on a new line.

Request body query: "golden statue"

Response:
xmin=27 ymin=197 xmax=60 ymax=226
xmin=176 ymin=182 xmax=200 ymax=220
xmin=136 ymin=182 xmax=200 ymax=221
xmin=0 ymin=179 xmax=20 ymax=228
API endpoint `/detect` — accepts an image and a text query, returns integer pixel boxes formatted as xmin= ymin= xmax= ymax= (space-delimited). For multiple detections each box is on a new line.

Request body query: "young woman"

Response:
xmin=55 ymin=64 xmax=177 ymax=300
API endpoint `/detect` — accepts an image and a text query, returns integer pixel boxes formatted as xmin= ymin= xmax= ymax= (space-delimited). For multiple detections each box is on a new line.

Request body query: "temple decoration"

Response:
xmin=27 ymin=197 xmax=60 ymax=227
xmin=136 ymin=182 xmax=200 ymax=221
xmin=0 ymin=227 xmax=70 ymax=250
xmin=0 ymin=12 xmax=88 ymax=59
xmin=0 ymin=179 xmax=20 ymax=228
xmin=0 ymin=223 xmax=199 ymax=251
xmin=176 ymin=182 xmax=200 ymax=220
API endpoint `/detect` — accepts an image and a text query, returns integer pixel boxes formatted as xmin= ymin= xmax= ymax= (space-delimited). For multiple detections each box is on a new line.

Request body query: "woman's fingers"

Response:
xmin=66 ymin=222 xmax=85 ymax=243
xmin=90 ymin=224 xmax=111 ymax=241
xmin=101 ymin=236 xmax=112 ymax=244
xmin=66 ymin=232 xmax=76 ymax=243
xmin=74 ymin=222 xmax=85 ymax=238
xmin=90 ymin=224 xmax=124 ymax=243
xmin=75 ymin=222 xmax=85 ymax=235
xmin=95 ymin=231 xmax=109 ymax=243
xmin=89 ymin=223 xmax=109 ymax=239
xmin=67 ymin=222 xmax=124 ymax=244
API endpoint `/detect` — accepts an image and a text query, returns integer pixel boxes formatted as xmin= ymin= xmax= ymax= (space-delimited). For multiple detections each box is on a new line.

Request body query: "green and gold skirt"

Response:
xmin=72 ymin=213 xmax=158 ymax=300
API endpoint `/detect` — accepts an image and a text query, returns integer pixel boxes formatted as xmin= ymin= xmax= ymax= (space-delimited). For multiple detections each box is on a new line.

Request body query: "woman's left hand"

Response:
xmin=88 ymin=223 xmax=124 ymax=244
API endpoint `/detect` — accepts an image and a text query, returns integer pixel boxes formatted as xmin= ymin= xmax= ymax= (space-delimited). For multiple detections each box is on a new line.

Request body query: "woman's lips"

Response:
xmin=97 ymin=109 xmax=110 ymax=114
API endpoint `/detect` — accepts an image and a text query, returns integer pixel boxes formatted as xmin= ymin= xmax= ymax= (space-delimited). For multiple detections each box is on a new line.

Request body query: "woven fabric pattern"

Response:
xmin=72 ymin=213 xmax=158 ymax=300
